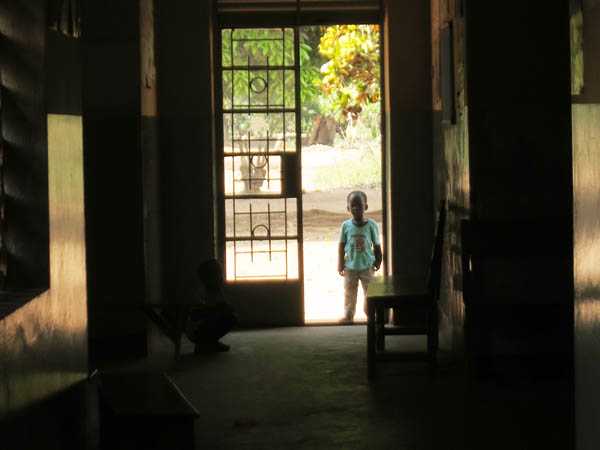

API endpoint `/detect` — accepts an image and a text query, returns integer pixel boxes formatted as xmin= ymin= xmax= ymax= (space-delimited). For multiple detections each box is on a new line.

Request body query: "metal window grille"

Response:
xmin=221 ymin=27 xmax=301 ymax=280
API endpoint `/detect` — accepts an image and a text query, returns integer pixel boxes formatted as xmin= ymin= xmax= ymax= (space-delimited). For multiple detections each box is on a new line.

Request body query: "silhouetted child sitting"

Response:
xmin=337 ymin=191 xmax=382 ymax=323
xmin=185 ymin=259 xmax=238 ymax=353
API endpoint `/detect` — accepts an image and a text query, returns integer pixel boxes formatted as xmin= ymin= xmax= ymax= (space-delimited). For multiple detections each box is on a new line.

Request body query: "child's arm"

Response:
xmin=338 ymin=242 xmax=346 ymax=276
xmin=373 ymin=244 xmax=382 ymax=271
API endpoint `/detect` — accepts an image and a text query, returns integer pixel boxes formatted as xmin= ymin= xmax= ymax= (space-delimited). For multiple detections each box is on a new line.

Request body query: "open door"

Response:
xmin=216 ymin=27 xmax=304 ymax=326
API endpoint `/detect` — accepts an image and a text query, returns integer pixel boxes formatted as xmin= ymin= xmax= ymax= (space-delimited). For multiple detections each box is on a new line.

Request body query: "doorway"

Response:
xmin=300 ymin=25 xmax=383 ymax=323
xmin=216 ymin=25 xmax=383 ymax=326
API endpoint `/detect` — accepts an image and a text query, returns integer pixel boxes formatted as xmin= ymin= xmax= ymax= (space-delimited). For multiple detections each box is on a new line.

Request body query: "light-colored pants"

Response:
xmin=343 ymin=268 xmax=373 ymax=319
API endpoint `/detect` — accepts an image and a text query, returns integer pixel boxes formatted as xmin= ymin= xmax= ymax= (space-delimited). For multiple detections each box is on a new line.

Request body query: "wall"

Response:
xmin=572 ymin=1 xmax=600 ymax=449
xmin=383 ymin=0 xmax=434 ymax=288
xmin=83 ymin=0 xmax=147 ymax=363
xmin=156 ymin=0 xmax=215 ymax=301
xmin=465 ymin=0 xmax=573 ymax=366
xmin=431 ymin=0 xmax=574 ymax=364
xmin=430 ymin=0 xmax=469 ymax=354
xmin=467 ymin=1 xmax=572 ymax=223
xmin=0 ymin=1 xmax=89 ymax=446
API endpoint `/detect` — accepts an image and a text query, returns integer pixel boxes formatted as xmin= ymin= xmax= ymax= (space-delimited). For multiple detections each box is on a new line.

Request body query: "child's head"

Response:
xmin=197 ymin=258 xmax=224 ymax=291
xmin=346 ymin=190 xmax=368 ymax=222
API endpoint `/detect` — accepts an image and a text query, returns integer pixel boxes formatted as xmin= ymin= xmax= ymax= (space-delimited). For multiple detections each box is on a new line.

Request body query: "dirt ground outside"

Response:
xmin=302 ymin=187 xmax=382 ymax=241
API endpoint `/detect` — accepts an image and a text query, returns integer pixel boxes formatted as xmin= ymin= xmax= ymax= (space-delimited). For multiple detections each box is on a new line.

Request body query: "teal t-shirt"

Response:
xmin=339 ymin=218 xmax=380 ymax=271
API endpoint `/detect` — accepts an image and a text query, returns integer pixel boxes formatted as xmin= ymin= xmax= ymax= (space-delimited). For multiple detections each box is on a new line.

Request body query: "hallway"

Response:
xmin=1 ymin=1 xmax=594 ymax=448
xmin=144 ymin=326 xmax=573 ymax=449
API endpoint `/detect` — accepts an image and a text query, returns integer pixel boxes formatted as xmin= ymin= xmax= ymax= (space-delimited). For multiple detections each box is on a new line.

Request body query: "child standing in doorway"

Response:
xmin=338 ymin=190 xmax=383 ymax=323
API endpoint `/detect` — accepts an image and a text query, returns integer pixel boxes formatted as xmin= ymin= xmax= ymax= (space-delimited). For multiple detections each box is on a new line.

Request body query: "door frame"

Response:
xmin=211 ymin=11 xmax=388 ymax=326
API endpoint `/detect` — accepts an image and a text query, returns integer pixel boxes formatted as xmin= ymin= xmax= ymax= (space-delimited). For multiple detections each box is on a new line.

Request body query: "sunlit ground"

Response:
xmin=224 ymin=237 xmax=378 ymax=323
xmin=301 ymin=145 xmax=382 ymax=322
xmin=303 ymin=240 xmax=369 ymax=323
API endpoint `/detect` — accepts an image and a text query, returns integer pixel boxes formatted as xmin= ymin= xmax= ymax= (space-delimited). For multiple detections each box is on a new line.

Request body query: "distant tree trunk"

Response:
xmin=307 ymin=115 xmax=337 ymax=146
xmin=239 ymin=153 xmax=267 ymax=193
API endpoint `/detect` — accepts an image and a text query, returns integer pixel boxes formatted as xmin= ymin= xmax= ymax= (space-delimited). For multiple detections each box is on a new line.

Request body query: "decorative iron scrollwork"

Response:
xmin=223 ymin=28 xmax=299 ymax=280
xmin=251 ymin=224 xmax=271 ymax=238
xmin=249 ymin=76 xmax=268 ymax=94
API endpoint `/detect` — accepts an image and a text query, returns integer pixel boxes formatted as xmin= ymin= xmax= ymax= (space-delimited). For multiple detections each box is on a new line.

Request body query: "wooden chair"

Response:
xmin=144 ymin=302 xmax=193 ymax=361
xmin=366 ymin=200 xmax=446 ymax=379
xmin=144 ymin=259 xmax=228 ymax=361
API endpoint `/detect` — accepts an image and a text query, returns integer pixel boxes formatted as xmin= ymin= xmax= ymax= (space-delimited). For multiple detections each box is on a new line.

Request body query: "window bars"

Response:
xmin=222 ymin=28 xmax=299 ymax=280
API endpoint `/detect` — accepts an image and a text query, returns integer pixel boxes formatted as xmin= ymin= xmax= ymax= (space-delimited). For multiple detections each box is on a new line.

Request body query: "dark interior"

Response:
xmin=0 ymin=0 xmax=599 ymax=448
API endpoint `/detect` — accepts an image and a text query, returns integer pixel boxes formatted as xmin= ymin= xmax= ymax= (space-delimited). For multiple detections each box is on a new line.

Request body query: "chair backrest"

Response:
xmin=426 ymin=200 xmax=447 ymax=300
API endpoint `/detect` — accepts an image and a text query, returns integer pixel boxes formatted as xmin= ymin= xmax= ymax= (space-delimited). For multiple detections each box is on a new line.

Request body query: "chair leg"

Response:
xmin=173 ymin=305 xmax=189 ymax=361
xmin=367 ymin=300 xmax=376 ymax=379
xmin=432 ymin=307 xmax=439 ymax=351
xmin=174 ymin=334 xmax=182 ymax=361
xmin=376 ymin=306 xmax=385 ymax=352
xmin=426 ymin=309 xmax=438 ymax=373
xmin=427 ymin=308 xmax=439 ymax=353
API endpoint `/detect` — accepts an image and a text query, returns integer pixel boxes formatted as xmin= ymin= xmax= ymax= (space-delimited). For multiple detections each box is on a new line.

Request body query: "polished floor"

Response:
xmin=137 ymin=324 xmax=574 ymax=450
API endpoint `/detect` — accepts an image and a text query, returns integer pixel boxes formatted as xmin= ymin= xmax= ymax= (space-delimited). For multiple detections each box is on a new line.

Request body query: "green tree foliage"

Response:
xmin=298 ymin=27 xmax=326 ymax=130
xmin=220 ymin=26 xmax=380 ymax=138
xmin=317 ymin=25 xmax=380 ymax=124
xmin=221 ymin=28 xmax=325 ymax=133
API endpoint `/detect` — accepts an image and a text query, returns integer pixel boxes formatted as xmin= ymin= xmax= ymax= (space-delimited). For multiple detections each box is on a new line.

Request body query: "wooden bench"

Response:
xmin=366 ymin=201 xmax=446 ymax=379
xmin=98 ymin=371 xmax=199 ymax=450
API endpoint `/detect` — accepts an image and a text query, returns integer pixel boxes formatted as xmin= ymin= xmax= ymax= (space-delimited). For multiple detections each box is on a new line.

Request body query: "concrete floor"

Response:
xmin=136 ymin=325 xmax=574 ymax=450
